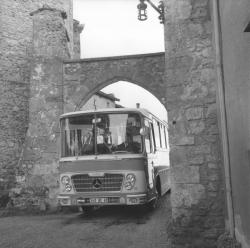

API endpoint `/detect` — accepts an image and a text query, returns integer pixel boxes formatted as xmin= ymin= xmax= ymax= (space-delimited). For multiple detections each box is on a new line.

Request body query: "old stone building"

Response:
xmin=81 ymin=91 xmax=120 ymax=110
xmin=0 ymin=0 xmax=249 ymax=247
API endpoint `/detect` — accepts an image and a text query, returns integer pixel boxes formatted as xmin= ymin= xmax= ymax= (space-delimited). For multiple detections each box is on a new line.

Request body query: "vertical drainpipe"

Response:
xmin=212 ymin=0 xmax=235 ymax=238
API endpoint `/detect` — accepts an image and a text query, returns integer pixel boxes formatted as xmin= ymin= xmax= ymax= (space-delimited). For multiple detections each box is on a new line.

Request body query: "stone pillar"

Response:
xmin=14 ymin=6 xmax=70 ymax=209
xmin=73 ymin=19 xmax=84 ymax=59
xmin=164 ymin=0 xmax=225 ymax=247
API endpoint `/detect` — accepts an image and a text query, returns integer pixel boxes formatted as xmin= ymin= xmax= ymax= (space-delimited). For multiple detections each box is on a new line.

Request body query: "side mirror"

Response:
xmin=140 ymin=127 xmax=149 ymax=136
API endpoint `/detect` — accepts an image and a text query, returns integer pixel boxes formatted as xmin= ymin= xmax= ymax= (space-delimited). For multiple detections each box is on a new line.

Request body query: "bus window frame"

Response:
xmin=150 ymin=122 xmax=156 ymax=153
xmin=163 ymin=125 xmax=168 ymax=148
xmin=144 ymin=118 xmax=155 ymax=154
xmin=157 ymin=121 xmax=162 ymax=148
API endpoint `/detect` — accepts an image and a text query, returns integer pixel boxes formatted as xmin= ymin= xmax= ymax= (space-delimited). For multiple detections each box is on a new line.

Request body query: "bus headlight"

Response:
xmin=65 ymin=184 xmax=72 ymax=192
xmin=124 ymin=174 xmax=136 ymax=190
xmin=61 ymin=175 xmax=70 ymax=185
xmin=61 ymin=176 xmax=73 ymax=192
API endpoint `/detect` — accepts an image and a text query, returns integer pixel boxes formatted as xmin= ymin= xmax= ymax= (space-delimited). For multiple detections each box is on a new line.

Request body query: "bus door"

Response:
xmin=144 ymin=120 xmax=157 ymax=190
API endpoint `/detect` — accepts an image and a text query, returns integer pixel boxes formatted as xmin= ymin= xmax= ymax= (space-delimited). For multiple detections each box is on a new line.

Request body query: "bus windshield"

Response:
xmin=60 ymin=113 xmax=143 ymax=157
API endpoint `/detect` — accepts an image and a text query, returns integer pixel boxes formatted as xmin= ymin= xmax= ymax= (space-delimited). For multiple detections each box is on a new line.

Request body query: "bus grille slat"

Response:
xmin=71 ymin=174 xmax=124 ymax=192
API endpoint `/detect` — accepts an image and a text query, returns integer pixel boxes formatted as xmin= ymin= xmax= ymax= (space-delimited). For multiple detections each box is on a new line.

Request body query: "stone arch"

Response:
xmin=75 ymin=76 xmax=165 ymax=111
xmin=63 ymin=53 xmax=166 ymax=113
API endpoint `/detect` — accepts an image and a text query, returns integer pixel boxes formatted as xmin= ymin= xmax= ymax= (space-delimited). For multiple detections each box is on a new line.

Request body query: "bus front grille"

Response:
xmin=71 ymin=174 xmax=124 ymax=192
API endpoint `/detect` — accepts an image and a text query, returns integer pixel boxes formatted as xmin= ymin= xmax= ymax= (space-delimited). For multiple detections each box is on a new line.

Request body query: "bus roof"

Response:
xmin=60 ymin=108 xmax=168 ymax=124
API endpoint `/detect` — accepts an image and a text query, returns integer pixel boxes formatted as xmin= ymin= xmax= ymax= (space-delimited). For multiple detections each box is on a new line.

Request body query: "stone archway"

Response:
xmin=19 ymin=2 xmax=226 ymax=248
xmin=63 ymin=48 xmax=225 ymax=247
xmin=63 ymin=53 xmax=166 ymax=113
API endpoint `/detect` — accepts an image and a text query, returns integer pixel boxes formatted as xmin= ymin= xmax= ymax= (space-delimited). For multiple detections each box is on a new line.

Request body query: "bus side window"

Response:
xmin=163 ymin=125 xmax=168 ymax=148
xmin=152 ymin=119 xmax=160 ymax=149
xmin=157 ymin=122 xmax=162 ymax=148
xmin=150 ymin=123 xmax=156 ymax=152
xmin=144 ymin=120 xmax=154 ymax=153
xmin=159 ymin=124 xmax=166 ymax=149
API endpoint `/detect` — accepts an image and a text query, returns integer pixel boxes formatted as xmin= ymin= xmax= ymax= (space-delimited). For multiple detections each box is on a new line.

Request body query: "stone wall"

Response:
xmin=15 ymin=6 xmax=70 ymax=209
xmin=164 ymin=0 xmax=225 ymax=247
xmin=0 ymin=0 xmax=73 ymax=207
xmin=73 ymin=19 xmax=84 ymax=59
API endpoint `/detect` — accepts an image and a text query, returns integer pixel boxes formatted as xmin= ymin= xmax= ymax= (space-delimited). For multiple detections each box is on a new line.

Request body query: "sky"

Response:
xmin=73 ymin=0 xmax=165 ymax=58
xmin=102 ymin=82 xmax=168 ymax=121
xmin=73 ymin=0 xmax=167 ymax=120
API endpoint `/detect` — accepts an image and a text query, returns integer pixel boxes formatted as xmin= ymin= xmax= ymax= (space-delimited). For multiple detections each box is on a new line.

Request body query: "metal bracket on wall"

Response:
xmin=137 ymin=0 xmax=165 ymax=24
xmin=244 ymin=21 xmax=250 ymax=32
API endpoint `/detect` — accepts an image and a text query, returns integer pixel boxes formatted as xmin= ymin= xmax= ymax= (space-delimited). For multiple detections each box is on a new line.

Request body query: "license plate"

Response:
xmin=89 ymin=198 xmax=108 ymax=203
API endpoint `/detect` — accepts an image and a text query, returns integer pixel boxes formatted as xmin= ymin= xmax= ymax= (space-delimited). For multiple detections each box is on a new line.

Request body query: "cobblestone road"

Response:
xmin=0 ymin=193 xmax=171 ymax=248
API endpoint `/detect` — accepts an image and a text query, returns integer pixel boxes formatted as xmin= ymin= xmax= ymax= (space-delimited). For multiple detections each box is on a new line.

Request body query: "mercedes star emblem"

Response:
xmin=93 ymin=178 xmax=102 ymax=189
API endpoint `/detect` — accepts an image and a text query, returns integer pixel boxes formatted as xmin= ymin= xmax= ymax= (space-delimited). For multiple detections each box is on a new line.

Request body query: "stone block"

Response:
xmin=208 ymin=163 xmax=218 ymax=169
xmin=170 ymin=146 xmax=187 ymax=165
xmin=176 ymin=0 xmax=192 ymax=20
xmin=191 ymin=5 xmax=210 ymax=20
xmin=188 ymin=144 xmax=211 ymax=155
xmin=208 ymin=170 xmax=220 ymax=181
xmin=43 ymin=173 xmax=59 ymax=188
xmin=27 ymin=175 xmax=44 ymax=188
xmin=200 ymin=68 xmax=216 ymax=83
xmin=187 ymin=23 xmax=204 ymax=38
xmin=188 ymin=155 xmax=204 ymax=165
xmin=181 ymin=82 xmax=209 ymax=101
xmin=206 ymin=103 xmax=217 ymax=119
xmin=172 ymin=165 xmax=200 ymax=184
xmin=169 ymin=120 xmax=187 ymax=138
xmin=188 ymin=120 xmax=205 ymax=134
xmin=167 ymin=67 xmax=190 ymax=86
xmin=185 ymin=107 xmax=203 ymax=120
xmin=205 ymin=154 xmax=220 ymax=162
xmin=174 ymin=136 xmax=195 ymax=146
xmin=195 ymin=135 xmax=218 ymax=144
xmin=208 ymin=181 xmax=219 ymax=192
xmin=32 ymin=162 xmax=58 ymax=176
xmin=171 ymin=183 xmax=206 ymax=208
xmin=165 ymin=85 xmax=184 ymax=103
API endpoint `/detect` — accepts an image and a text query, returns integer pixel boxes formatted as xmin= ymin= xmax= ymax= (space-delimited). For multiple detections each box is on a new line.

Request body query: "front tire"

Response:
xmin=81 ymin=206 xmax=99 ymax=215
xmin=146 ymin=191 xmax=159 ymax=211
xmin=146 ymin=177 xmax=161 ymax=211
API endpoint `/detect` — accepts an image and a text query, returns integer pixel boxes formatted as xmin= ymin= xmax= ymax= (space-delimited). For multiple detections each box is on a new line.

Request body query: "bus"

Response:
xmin=57 ymin=108 xmax=170 ymax=212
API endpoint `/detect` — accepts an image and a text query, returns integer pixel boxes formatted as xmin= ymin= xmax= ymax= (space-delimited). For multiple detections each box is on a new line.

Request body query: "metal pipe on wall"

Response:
xmin=212 ymin=0 xmax=235 ymax=238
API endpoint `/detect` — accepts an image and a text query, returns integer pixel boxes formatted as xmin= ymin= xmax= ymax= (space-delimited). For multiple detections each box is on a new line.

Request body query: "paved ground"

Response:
xmin=0 ymin=193 xmax=171 ymax=248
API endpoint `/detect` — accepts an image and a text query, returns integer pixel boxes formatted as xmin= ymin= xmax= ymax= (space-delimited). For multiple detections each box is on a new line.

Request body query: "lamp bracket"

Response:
xmin=146 ymin=0 xmax=165 ymax=24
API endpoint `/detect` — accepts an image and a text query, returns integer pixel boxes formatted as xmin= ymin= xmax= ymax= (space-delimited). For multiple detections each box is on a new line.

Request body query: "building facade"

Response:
xmin=81 ymin=91 xmax=120 ymax=111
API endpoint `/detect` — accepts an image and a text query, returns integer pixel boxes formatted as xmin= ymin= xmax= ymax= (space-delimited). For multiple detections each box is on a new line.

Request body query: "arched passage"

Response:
xmin=78 ymin=80 xmax=168 ymax=121
xmin=63 ymin=53 xmax=166 ymax=113
xmin=63 ymin=48 xmax=225 ymax=247
xmin=76 ymin=77 xmax=166 ymax=112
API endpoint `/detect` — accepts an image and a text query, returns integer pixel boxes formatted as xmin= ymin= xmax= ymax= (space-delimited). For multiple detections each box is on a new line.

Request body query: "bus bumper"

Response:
xmin=57 ymin=193 xmax=148 ymax=207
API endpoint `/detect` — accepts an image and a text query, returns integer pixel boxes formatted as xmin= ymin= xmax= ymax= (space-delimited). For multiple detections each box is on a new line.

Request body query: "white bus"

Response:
xmin=57 ymin=108 xmax=170 ymax=212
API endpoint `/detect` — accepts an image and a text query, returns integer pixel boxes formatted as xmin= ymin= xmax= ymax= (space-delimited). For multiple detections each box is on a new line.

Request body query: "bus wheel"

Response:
xmin=81 ymin=206 xmax=95 ymax=215
xmin=146 ymin=179 xmax=161 ymax=211
xmin=146 ymin=192 xmax=159 ymax=211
